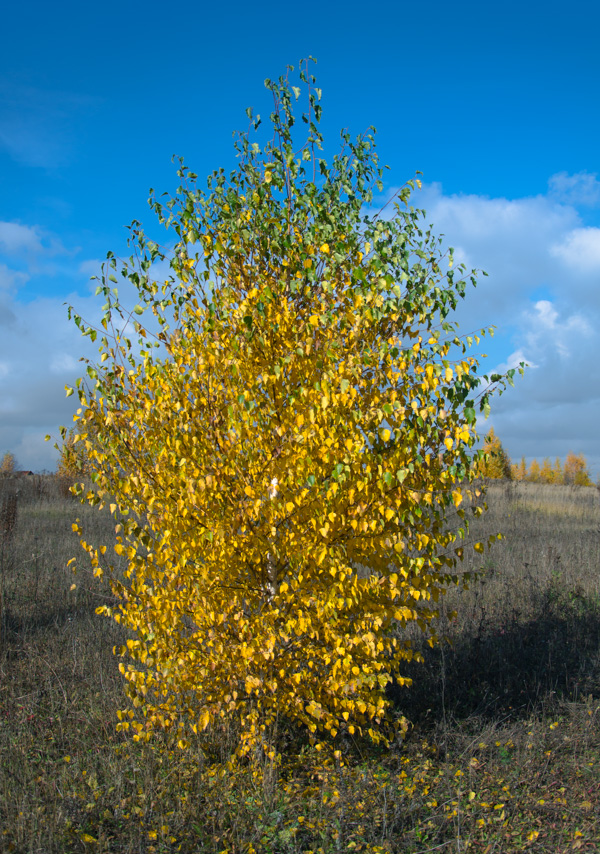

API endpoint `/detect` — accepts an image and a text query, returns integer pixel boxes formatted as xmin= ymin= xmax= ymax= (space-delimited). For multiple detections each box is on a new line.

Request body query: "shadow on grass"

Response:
xmin=390 ymin=591 xmax=600 ymax=728
xmin=1 ymin=602 xmax=101 ymax=646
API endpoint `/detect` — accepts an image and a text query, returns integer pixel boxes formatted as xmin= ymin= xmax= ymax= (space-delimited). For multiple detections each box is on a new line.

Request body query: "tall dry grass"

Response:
xmin=0 ymin=476 xmax=598 ymax=852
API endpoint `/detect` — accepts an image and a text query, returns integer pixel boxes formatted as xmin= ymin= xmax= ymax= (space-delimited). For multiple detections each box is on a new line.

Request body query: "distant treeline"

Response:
xmin=477 ymin=428 xmax=594 ymax=486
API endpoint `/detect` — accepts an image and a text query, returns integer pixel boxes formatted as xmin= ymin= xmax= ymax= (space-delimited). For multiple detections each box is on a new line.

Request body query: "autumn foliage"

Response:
xmin=476 ymin=432 xmax=593 ymax=487
xmin=510 ymin=451 xmax=592 ymax=486
xmin=64 ymin=62 xmax=518 ymax=758
xmin=0 ymin=452 xmax=16 ymax=477
xmin=56 ymin=427 xmax=93 ymax=479
xmin=476 ymin=428 xmax=513 ymax=480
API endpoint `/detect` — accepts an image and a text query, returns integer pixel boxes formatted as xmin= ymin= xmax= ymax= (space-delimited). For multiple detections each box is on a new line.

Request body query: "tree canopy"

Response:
xmin=64 ymin=60 xmax=520 ymax=759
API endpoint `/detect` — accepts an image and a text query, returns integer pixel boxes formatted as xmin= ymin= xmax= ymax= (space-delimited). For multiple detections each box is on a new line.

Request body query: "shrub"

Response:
xmin=66 ymin=60 xmax=520 ymax=759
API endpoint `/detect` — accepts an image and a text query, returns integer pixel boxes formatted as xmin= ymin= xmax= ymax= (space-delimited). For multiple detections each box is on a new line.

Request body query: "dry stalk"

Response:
xmin=0 ymin=492 xmax=18 ymax=545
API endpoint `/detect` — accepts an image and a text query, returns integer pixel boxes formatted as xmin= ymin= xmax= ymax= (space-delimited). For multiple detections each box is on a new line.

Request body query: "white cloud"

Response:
xmin=548 ymin=171 xmax=600 ymax=208
xmin=550 ymin=227 xmax=600 ymax=274
xmin=493 ymin=348 xmax=534 ymax=373
xmin=0 ymin=221 xmax=70 ymax=269
xmin=374 ymin=181 xmax=600 ymax=476
xmin=78 ymin=258 xmax=103 ymax=279
xmin=50 ymin=353 xmax=79 ymax=375
xmin=0 ymin=222 xmax=44 ymax=255
xmin=0 ymin=262 xmax=28 ymax=293
xmin=519 ymin=299 xmax=592 ymax=360
xmin=409 ymin=184 xmax=583 ymax=327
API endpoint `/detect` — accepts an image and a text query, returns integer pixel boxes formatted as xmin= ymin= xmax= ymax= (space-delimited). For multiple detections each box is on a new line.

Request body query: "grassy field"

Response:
xmin=1 ymin=476 xmax=599 ymax=853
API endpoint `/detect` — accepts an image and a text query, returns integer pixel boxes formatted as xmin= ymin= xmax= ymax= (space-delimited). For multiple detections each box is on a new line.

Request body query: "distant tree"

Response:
xmin=563 ymin=452 xmax=592 ymax=486
xmin=539 ymin=457 xmax=555 ymax=484
xmin=527 ymin=459 xmax=541 ymax=482
xmin=56 ymin=427 xmax=92 ymax=479
xmin=477 ymin=428 xmax=512 ymax=479
xmin=553 ymin=457 xmax=564 ymax=484
xmin=0 ymin=452 xmax=17 ymax=477
xmin=512 ymin=456 xmax=527 ymax=480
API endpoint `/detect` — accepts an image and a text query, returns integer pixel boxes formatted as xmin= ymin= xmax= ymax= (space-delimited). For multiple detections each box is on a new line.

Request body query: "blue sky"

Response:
xmin=1 ymin=0 xmax=600 ymax=475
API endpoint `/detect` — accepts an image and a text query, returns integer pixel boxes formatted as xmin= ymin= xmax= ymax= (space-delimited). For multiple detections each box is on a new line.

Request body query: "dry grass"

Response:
xmin=1 ymin=476 xmax=599 ymax=853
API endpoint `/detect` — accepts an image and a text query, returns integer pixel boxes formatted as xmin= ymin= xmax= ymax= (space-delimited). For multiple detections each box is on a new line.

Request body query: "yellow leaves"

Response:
xmin=64 ymin=80 xmax=507 ymax=765
xmin=474 ymin=542 xmax=485 ymax=554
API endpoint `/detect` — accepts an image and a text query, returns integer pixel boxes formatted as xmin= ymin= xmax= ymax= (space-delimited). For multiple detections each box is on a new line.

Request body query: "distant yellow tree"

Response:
xmin=477 ymin=428 xmax=512 ymax=479
xmin=0 ymin=452 xmax=16 ymax=477
xmin=563 ymin=452 xmax=592 ymax=486
xmin=512 ymin=456 xmax=527 ymax=480
xmin=56 ymin=427 xmax=92 ymax=479
xmin=553 ymin=457 xmax=564 ymax=484
xmin=539 ymin=458 xmax=555 ymax=484
xmin=527 ymin=459 xmax=541 ymax=482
